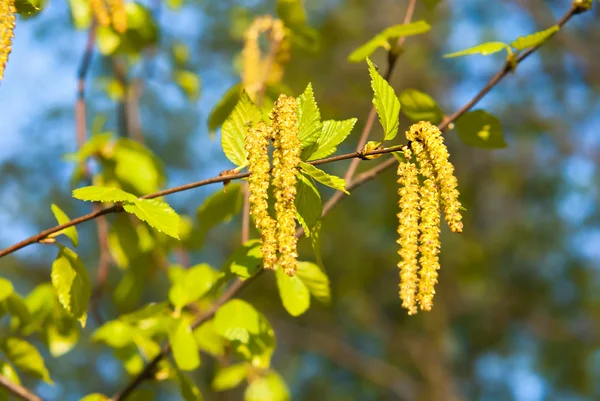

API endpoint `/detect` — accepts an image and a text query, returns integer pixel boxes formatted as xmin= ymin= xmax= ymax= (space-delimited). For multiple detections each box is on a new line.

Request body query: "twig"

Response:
xmin=0 ymin=375 xmax=43 ymax=401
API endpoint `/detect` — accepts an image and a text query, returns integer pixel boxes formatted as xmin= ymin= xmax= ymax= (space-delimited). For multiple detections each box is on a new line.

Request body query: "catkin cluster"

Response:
xmin=0 ymin=0 xmax=16 ymax=82
xmin=397 ymin=121 xmax=463 ymax=314
xmin=91 ymin=0 xmax=127 ymax=33
xmin=245 ymin=94 xmax=301 ymax=276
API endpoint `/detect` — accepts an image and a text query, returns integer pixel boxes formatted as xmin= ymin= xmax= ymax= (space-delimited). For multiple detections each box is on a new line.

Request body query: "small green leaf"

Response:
xmin=169 ymin=264 xmax=221 ymax=310
xmin=244 ymin=372 xmax=290 ymax=401
xmin=3 ymin=337 xmax=53 ymax=384
xmin=304 ymin=118 xmax=358 ymax=161
xmin=195 ymin=184 xmax=243 ymax=247
xmin=68 ymin=0 xmax=91 ymax=29
xmin=213 ymin=300 xmax=259 ymax=344
xmin=223 ymin=240 xmax=263 ymax=280
xmin=97 ymin=26 xmax=121 ymax=55
xmin=379 ymin=20 xmax=431 ymax=39
xmin=50 ymin=204 xmax=79 ymax=247
xmin=297 ymin=83 xmax=323 ymax=149
xmin=51 ymin=246 xmax=91 ymax=327
xmin=221 ymin=90 xmax=262 ymax=167
xmin=112 ymin=138 xmax=166 ymax=195
xmin=178 ymin=371 xmax=203 ymax=401
xmin=275 ymin=269 xmax=310 ymax=317
xmin=209 ymin=83 xmax=243 ymax=138
xmin=46 ymin=316 xmax=80 ymax=357
xmin=3 ymin=294 xmax=32 ymax=329
xmin=193 ymin=320 xmax=226 ymax=357
xmin=212 ymin=363 xmax=249 ymax=391
xmin=72 ymin=186 xmax=137 ymax=203
xmin=14 ymin=0 xmax=40 ymax=15
xmin=348 ymin=35 xmax=389 ymax=63
xmin=299 ymin=162 xmax=348 ymax=194
xmin=175 ymin=70 xmax=201 ymax=101
xmin=366 ymin=58 xmax=401 ymax=141
xmin=114 ymin=344 xmax=144 ymax=375
xmin=0 ymin=278 xmax=14 ymax=302
xmin=296 ymin=261 xmax=330 ymax=304
xmin=455 ymin=109 xmax=507 ymax=149
xmin=123 ymin=199 xmax=181 ymax=239
xmin=511 ymin=25 xmax=559 ymax=51
xmin=169 ymin=319 xmax=201 ymax=371
xmin=93 ymin=320 xmax=135 ymax=348
xmin=444 ymin=41 xmax=511 ymax=58
xmin=398 ymin=89 xmax=444 ymax=124
xmin=0 ymin=361 xmax=21 ymax=398
xmin=80 ymin=394 xmax=109 ymax=401
xmin=295 ymin=173 xmax=322 ymax=237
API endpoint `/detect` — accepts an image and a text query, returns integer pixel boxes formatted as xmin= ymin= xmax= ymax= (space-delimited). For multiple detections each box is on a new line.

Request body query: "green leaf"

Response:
xmin=398 ymin=89 xmax=444 ymax=124
xmin=209 ymin=83 xmax=243 ymax=138
xmin=23 ymin=284 xmax=55 ymax=335
xmin=123 ymin=199 xmax=181 ymax=239
xmin=80 ymin=394 xmax=109 ymax=401
xmin=455 ymin=110 xmax=507 ymax=149
xmin=0 ymin=278 xmax=13 ymax=302
xmin=420 ymin=0 xmax=442 ymax=10
xmin=297 ymin=83 xmax=323 ymax=148
xmin=212 ymin=363 xmax=249 ymax=391
xmin=214 ymin=300 xmax=259 ymax=344
xmin=175 ymin=70 xmax=201 ymax=101
xmin=195 ymin=184 xmax=243 ymax=247
xmin=193 ymin=320 xmax=226 ymax=357
xmin=93 ymin=320 xmax=135 ymax=348
xmin=97 ymin=3 xmax=158 ymax=56
xmin=444 ymin=41 xmax=511 ymax=58
xmin=46 ymin=315 xmax=80 ymax=357
xmin=295 ymin=173 xmax=322 ymax=237
xmin=223 ymin=240 xmax=263 ymax=280
xmin=244 ymin=372 xmax=290 ymax=401
xmin=107 ymin=214 xmax=141 ymax=268
xmin=299 ymin=162 xmax=348 ymax=194
xmin=169 ymin=264 xmax=221 ymax=311
xmin=0 ymin=361 xmax=20 ymax=399
xmin=178 ymin=371 xmax=203 ymax=401
xmin=50 ymin=204 xmax=79 ymax=247
xmin=3 ymin=337 xmax=52 ymax=384
xmin=112 ymin=138 xmax=166 ymax=195
xmin=51 ymin=246 xmax=91 ymax=327
xmin=68 ymin=0 xmax=91 ymax=29
xmin=169 ymin=319 xmax=201 ymax=371
xmin=511 ymin=25 xmax=559 ymax=51
xmin=304 ymin=119 xmax=357 ymax=161
xmin=221 ymin=90 xmax=262 ymax=167
xmin=276 ymin=0 xmax=320 ymax=53
xmin=348 ymin=36 xmax=389 ymax=63
xmin=97 ymin=26 xmax=121 ymax=55
xmin=296 ymin=262 xmax=330 ymax=304
xmin=367 ymin=58 xmax=401 ymax=141
xmin=114 ymin=344 xmax=144 ymax=375
xmin=275 ymin=269 xmax=310 ymax=317
xmin=14 ymin=0 xmax=40 ymax=15
xmin=3 ymin=294 xmax=32 ymax=329
xmin=72 ymin=186 xmax=137 ymax=203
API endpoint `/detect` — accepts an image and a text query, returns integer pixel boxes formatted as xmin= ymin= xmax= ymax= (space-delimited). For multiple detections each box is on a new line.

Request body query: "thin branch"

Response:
xmin=0 ymin=375 xmax=43 ymax=401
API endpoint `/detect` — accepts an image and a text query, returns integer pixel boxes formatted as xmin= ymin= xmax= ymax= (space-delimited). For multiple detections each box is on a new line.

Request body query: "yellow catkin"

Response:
xmin=397 ymin=157 xmax=420 ymax=315
xmin=108 ymin=0 xmax=127 ymax=33
xmin=412 ymin=141 xmax=441 ymax=311
xmin=245 ymin=121 xmax=278 ymax=270
xmin=271 ymin=95 xmax=301 ymax=276
xmin=407 ymin=121 xmax=463 ymax=233
xmin=90 ymin=0 xmax=111 ymax=26
xmin=0 ymin=0 xmax=16 ymax=82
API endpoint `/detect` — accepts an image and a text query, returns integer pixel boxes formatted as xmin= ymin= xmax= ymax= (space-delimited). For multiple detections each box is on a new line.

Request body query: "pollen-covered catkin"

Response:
xmin=108 ymin=0 xmax=127 ymax=33
xmin=0 ymin=0 xmax=16 ymax=82
xmin=397 ymin=157 xmax=420 ymax=315
xmin=90 ymin=0 xmax=111 ymax=26
xmin=271 ymin=95 xmax=301 ymax=276
xmin=407 ymin=121 xmax=463 ymax=233
xmin=245 ymin=121 xmax=278 ymax=270
xmin=411 ymin=140 xmax=441 ymax=311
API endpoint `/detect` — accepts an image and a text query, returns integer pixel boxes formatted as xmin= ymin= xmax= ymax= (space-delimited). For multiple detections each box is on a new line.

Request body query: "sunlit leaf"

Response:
xmin=212 ymin=363 xmax=249 ymax=391
xmin=178 ymin=371 xmax=203 ymax=401
xmin=299 ymin=162 xmax=348 ymax=194
xmin=244 ymin=371 xmax=290 ymax=401
xmin=80 ymin=394 xmax=109 ymax=401
xmin=195 ymin=184 xmax=243 ymax=247
xmin=295 ymin=261 xmax=330 ymax=304
xmin=50 ymin=204 xmax=79 ymax=247
xmin=455 ymin=109 xmax=507 ymax=149
xmin=223 ymin=240 xmax=263 ymax=280
xmin=14 ymin=0 xmax=40 ymax=15
xmin=112 ymin=138 xmax=166 ymax=195
xmin=169 ymin=318 xmax=201 ymax=371
xmin=221 ymin=90 xmax=262 ymax=167
xmin=93 ymin=320 xmax=135 ymax=349
xmin=2 ymin=337 xmax=53 ymax=384
xmin=169 ymin=264 xmax=221 ymax=311
xmin=51 ymin=246 xmax=91 ymax=327
xmin=175 ymin=70 xmax=201 ymax=101
xmin=444 ymin=41 xmax=511 ymax=58
xmin=123 ymin=199 xmax=181 ymax=239
xmin=72 ymin=186 xmax=137 ymax=203
xmin=511 ymin=25 xmax=559 ymax=51
xmin=304 ymin=118 xmax=357 ymax=161
xmin=68 ymin=0 xmax=91 ymax=29
xmin=0 ymin=278 xmax=14 ymax=302
xmin=193 ymin=320 xmax=226 ymax=357
xmin=46 ymin=315 xmax=80 ymax=357
xmin=367 ymin=58 xmax=401 ymax=141
xmin=398 ymin=88 xmax=444 ymax=124
xmin=297 ymin=83 xmax=322 ymax=148
xmin=275 ymin=269 xmax=310 ymax=316
xmin=295 ymin=172 xmax=321 ymax=237
xmin=208 ymin=83 xmax=243 ymax=138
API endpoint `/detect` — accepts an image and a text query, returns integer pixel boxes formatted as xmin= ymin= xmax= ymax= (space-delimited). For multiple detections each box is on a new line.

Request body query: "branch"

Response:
xmin=0 ymin=375 xmax=43 ymax=401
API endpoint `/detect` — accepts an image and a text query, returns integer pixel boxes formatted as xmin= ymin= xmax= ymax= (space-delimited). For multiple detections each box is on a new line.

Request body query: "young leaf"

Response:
xmin=169 ymin=264 xmax=221 ymax=311
xmin=244 ymin=371 xmax=290 ymax=401
xmin=175 ymin=70 xmax=201 ymax=101
xmin=14 ymin=0 xmax=40 ymax=15
xmin=221 ymin=90 xmax=262 ymax=167
xmin=299 ymin=162 xmax=349 ymax=194
xmin=195 ymin=184 xmax=243 ymax=247
xmin=275 ymin=269 xmax=311 ymax=317
xmin=193 ymin=320 xmax=226 ymax=357
xmin=46 ymin=316 xmax=80 ymax=357
xmin=297 ymin=83 xmax=323 ymax=148
xmin=511 ymin=25 xmax=559 ymax=51
xmin=398 ymin=89 xmax=444 ymax=124
xmin=3 ymin=294 xmax=32 ymax=328
xmin=51 ymin=246 xmax=91 ymax=327
xmin=3 ymin=337 xmax=53 ymax=384
xmin=93 ymin=320 xmax=135 ymax=349
xmin=178 ymin=371 xmax=203 ymax=401
xmin=213 ymin=300 xmax=260 ymax=343
xmin=111 ymin=138 xmax=166 ymax=195
xmin=444 ymin=41 xmax=511 ymax=58
xmin=107 ymin=214 xmax=141 ymax=268
xmin=212 ymin=363 xmax=249 ymax=391
xmin=50 ymin=204 xmax=79 ymax=247
xmin=80 ymin=394 xmax=109 ymax=401
xmin=455 ymin=109 xmax=507 ymax=149
xmin=366 ymin=58 xmax=401 ymax=141
xmin=348 ymin=36 xmax=389 ymax=63
xmin=169 ymin=319 xmax=201 ymax=371
xmin=209 ymin=83 xmax=243 ymax=138
xmin=68 ymin=0 xmax=92 ymax=30
xmin=73 ymin=186 xmax=138 ymax=203
xmin=0 ymin=278 xmax=14 ymax=302
xmin=296 ymin=262 xmax=331 ymax=304
xmin=123 ymin=199 xmax=181 ymax=239
xmin=295 ymin=172 xmax=322 ymax=237
xmin=305 ymin=118 xmax=357 ymax=161
xmin=223 ymin=240 xmax=263 ymax=280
